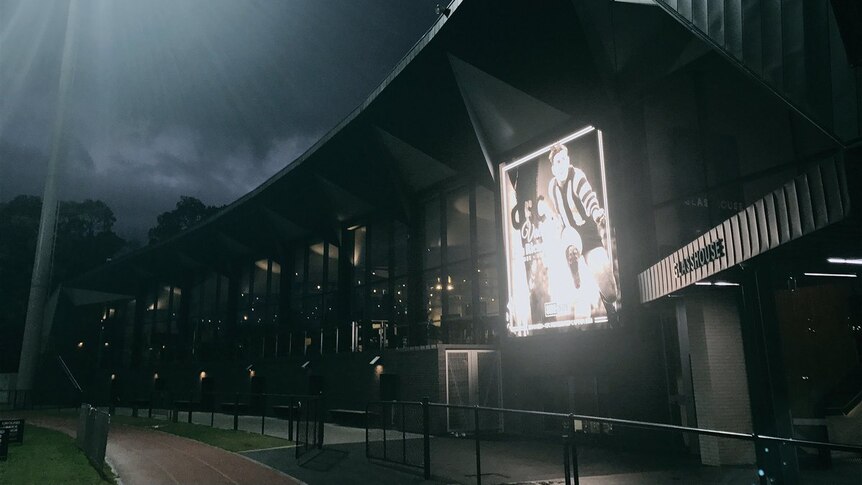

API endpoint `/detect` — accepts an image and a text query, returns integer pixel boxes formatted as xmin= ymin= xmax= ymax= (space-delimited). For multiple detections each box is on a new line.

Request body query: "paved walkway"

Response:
xmin=27 ymin=416 xmax=303 ymax=485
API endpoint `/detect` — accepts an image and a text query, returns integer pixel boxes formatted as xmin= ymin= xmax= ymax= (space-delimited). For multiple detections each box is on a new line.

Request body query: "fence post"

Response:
xmin=563 ymin=416 xmax=572 ymax=485
xmin=210 ymin=393 xmax=214 ymax=427
xmin=402 ymin=402 xmax=407 ymax=465
xmin=365 ymin=403 xmax=371 ymax=459
xmin=569 ymin=415 xmax=580 ymax=485
xmin=288 ymin=396 xmax=294 ymax=440
xmin=474 ymin=405 xmax=482 ymax=485
xmin=233 ymin=393 xmax=239 ymax=431
xmin=422 ymin=397 xmax=431 ymax=480
xmin=148 ymin=391 xmax=153 ymax=418
xmin=383 ymin=402 xmax=388 ymax=460
xmin=188 ymin=391 xmax=193 ymax=423
xmin=260 ymin=393 xmax=266 ymax=435
xmin=317 ymin=396 xmax=324 ymax=449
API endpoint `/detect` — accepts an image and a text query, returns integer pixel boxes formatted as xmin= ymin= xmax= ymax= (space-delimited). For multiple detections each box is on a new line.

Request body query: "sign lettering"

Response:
xmin=673 ymin=239 xmax=725 ymax=278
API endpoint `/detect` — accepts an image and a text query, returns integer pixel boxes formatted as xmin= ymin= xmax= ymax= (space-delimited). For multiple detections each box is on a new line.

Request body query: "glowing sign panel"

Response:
xmin=500 ymin=127 xmax=620 ymax=336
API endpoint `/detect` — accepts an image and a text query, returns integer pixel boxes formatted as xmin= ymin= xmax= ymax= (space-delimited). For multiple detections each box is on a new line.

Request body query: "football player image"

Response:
xmin=546 ymin=143 xmax=618 ymax=314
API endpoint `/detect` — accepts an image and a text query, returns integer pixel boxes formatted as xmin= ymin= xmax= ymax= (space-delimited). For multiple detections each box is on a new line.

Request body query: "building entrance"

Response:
xmin=445 ymin=349 xmax=501 ymax=432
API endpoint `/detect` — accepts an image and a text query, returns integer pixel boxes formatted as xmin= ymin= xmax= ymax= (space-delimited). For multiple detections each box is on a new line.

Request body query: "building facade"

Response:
xmin=35 ymin=0 xmax=862 ymax=480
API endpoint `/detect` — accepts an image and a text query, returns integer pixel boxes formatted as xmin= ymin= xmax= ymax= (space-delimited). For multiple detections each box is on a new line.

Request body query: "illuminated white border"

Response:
xmin=498 ymin=126 xmax=609 ymax=337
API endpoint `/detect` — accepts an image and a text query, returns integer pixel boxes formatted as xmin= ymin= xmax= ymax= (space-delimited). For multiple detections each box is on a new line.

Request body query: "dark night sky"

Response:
xmin=0 ymin=0 xmax=442 ymax=241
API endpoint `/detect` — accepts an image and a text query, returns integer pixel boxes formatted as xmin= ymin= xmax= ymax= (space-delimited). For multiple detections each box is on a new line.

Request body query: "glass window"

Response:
xmin=270 ymin=260 xmax=282 ymax=299
xmin=446 ymin=187 xmax=471 ymax=262
xmin=424 ymin=269 xmax=443 ymax=327
xmin=253 ymin=259 xmax=268 ymax=303
xmin=216 ymin=275 xmax=228 ymax=316
xmin=369 ymin=221 xmax=390 ymax=283
xmin=351 ymin=286 xmax=366 ymax=323
xmin=393 ymin=221 xmax=409 ymax=277
xmin=326 ymin=244 xmax=338 ymax=292
xmin=447 ymin=261 xmax=472 ymax=319
xmin=293 ymin=246 xmax=305 ymax=296
xmin=303 ymin=295 xmax=322 ymax=327
xmin=352 ymin=226 xmax=367 ymax=285
xmin=392 ymin=277 xmax=408 ymax=323
xmin=323 ymin=293 xmax=338 ymax=326
xmin=424 ymin=197 xmax=441 ymax=268
xmin=155 ymin=286 xmax=172 ymax=326
xmin=478 ymin=254 xmax=500 ymax=317
xmin=369 ymin=281 xmax=389 ymax=322
xmin=238 ymin=265 xmax=251 ymax=310
xmin=476 ymin=185 xmax=497 ymax=255
xmin=308 ymin=242 xmax=324 ymax=294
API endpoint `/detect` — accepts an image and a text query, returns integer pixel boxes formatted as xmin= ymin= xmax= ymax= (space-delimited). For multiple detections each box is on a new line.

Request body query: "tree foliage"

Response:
xmin=0 ymin=195 xmax=127 ymax=372
xmin=147 ymin=196 xmax=221 ymax=245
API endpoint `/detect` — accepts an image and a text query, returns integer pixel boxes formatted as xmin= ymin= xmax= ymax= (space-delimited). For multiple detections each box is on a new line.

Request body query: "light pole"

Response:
xmin=17 ymin=0 xmax=80 ymax=396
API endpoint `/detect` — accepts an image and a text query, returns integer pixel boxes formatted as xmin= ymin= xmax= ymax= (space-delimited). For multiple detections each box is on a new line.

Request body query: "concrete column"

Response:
xmin=685 ymin=290 xmax=755 ymax=466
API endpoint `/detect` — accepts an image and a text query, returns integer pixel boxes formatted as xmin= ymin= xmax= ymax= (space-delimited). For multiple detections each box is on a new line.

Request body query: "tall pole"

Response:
xmin=17 ymin=0 xmax=79 ymax=392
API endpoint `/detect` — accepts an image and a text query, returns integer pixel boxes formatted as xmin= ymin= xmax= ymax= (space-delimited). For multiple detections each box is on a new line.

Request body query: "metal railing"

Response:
xmin=76 ymin=403 xmax=110 ymax=477
xmin=115 ymin=391 xmax=324 ymax=457
xmin=365 ymin=399 xmax=862 ymax=485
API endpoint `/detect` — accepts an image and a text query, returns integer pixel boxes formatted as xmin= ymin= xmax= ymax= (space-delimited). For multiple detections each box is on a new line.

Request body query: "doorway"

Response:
xmin=445 ymin=349 xmax=501 ymax=432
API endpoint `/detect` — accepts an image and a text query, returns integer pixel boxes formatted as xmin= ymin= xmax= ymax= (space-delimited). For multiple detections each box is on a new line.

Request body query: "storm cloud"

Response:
xmin=0 ymin=0 xmax=440 ymax=241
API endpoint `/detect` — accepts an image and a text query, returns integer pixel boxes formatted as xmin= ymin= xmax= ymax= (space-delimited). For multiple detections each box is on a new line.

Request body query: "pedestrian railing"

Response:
xmin=76 ymin=404 xmax=110 ymax=475
xmin=365 ymin=399 xmax=862 ymax=485
xmin=114 ymin=391 xmax=324 ymax=457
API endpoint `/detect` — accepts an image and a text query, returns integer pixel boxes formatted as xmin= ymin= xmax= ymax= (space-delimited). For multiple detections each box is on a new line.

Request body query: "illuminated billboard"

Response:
xmin=500 ymin=127 xmax=620 ymax=336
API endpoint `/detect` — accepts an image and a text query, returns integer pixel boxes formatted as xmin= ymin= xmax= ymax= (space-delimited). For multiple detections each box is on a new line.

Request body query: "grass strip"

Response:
xmin=110 ymin=415 xmax=294 ymax=452
xmin=0 ymin=424 xmax=116 ymax=485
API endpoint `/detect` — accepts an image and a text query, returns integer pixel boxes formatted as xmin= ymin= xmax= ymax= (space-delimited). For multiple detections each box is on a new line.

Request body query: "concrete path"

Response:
xmin=27 ymin=416 xmax=303 ymax=485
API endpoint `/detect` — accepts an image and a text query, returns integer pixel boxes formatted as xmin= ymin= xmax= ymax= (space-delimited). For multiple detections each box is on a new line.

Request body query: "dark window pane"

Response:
xmin=369 ymin=281 xmax=389 ymax=322
xmin=326 ymin=244 xmax=338 ymax=291
xmin=270 ymin=261 xmax=282 ymax=298
xmin=351 ymin=286 xmax=366 ymax=323
xmin=478 ymin=255 xmax=500 ymax=317
xmin=393 ymin=221 xmax=409 ymax=277
xmin=155 ymin=285 xmax=172 ymax=323
xmin=370 ymin=221 xmax=390 ymax=283
xmin=323 ymin=293 xmax=338 ymax=327
xmin=303 ymin=295 xmax=323 ymax=327
xmin=253 ymin=259 xmax=268 ymax=303
xmin=308 ymin=242 xmax=324 ymax=294
xmin=424 ymin=269 xmax=442 ymax=328
xmin=352 ymin=226 xmax=367 ymax=285
xmin=216 ymin=275 xmax=228 ymax=316
xmin=446 ymin=187 xmax=471 ymax=262
xmin=293 ymin=246 xmax=305 ymax=297
xmin=424 ymin=198 xmax=441 ymax=269
xmin=476 ymin=185 xmax=497 ymax=255
xmin=392 ymin=277 xmax=408 ymax=324
xmin=238 ymin=265 xmax=252 ymax=309
xmin=446 ymin=261 xmax=472 ymax=319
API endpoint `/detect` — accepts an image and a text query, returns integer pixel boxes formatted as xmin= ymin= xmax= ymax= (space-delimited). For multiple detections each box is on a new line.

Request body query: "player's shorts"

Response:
xmin=577 ymin=222 xmax=603 ymax=254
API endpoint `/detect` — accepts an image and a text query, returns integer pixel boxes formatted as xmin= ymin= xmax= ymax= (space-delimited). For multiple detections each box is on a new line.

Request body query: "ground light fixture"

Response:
xmin=804 ymin=272 xmax=858 ymax=278
xmin=199 ymin=371 xmax=207 ymax=379
xmin=369 ymin=355 xmax=381 ymax=365
xmin=828 ymin=257 xmax=862 ymax=265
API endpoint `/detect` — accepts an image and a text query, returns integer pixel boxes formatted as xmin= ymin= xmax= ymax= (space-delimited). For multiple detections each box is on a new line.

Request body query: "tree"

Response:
xmin=0 ymin=195 xmax=128 ymax=372
xmin=147 ymin=196 xmax=221 ymax=245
